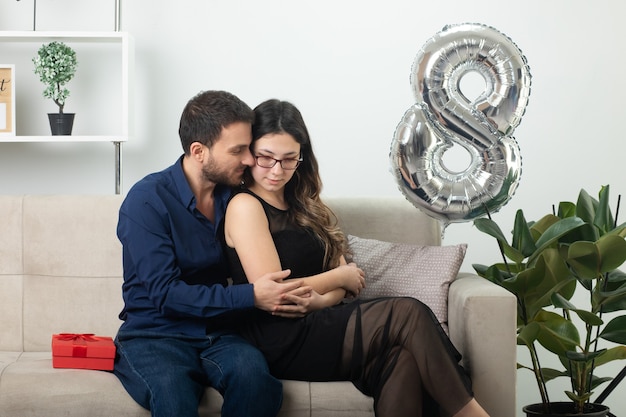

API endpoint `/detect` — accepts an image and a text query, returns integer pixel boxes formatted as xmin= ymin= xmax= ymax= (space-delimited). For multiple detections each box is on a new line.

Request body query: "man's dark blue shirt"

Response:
xmin=117 ymin=156 xmax=255 ymax=337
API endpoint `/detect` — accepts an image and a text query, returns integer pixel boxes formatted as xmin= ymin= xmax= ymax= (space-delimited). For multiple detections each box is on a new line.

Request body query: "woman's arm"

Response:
xmin=297 ymin=256 xmax=365 ymax=297
xmin=224 ymin=193 xmax=284 ymax=280
xmin=224 ymin=193 xmax=362 ymax=309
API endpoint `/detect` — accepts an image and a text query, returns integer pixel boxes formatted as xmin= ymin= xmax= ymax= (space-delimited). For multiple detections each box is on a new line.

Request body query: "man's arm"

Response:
xmin=118 ymin=191 xmax=254 ymax=318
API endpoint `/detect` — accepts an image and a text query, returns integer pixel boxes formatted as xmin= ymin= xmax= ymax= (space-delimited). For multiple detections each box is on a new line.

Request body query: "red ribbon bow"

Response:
xmin=57 ymin=333 xmax=99 ymax=357
xmin=57 ymin=333 xmax=97 ymax=342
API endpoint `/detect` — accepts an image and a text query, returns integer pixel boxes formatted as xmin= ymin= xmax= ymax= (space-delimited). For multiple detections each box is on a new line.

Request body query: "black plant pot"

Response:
xmin=523 ymin=402 xmax=610 ymax=417
xmin=48 ymin=113 xmax=75 ymax=135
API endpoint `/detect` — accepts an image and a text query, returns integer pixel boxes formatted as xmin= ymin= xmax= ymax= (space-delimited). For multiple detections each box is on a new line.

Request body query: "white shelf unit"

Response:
xmin=0 ymin=31 xmax=134 ymax=194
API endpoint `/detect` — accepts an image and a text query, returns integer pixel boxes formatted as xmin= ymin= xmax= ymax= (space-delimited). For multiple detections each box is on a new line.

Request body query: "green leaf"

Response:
xmin=567 ymin=241 xmax=599 ymax=279
xmin=612 ymin=223 xmax=626 ymax=238
xmin=531 ymin=217 xmax=586 ymax=263
xmin=551 ymin=293 xmax=577 ymax=310
xmin=568 ymin=235 xmax=626 ymax=279
xmin=594 ymin=185 xmax=615 ymax=234
xmin=565 ymin=348 xmax=606 ymax=363
xmin=535 ymin=310 xmax=580 ymax=355
xmin=540 ymin=367 xmax=569 ymax=383
xmin=518 ymin=321 xmax=540 ymax=346
xmin=505 ymin=261 xmax=545 ymax=297
xmin=565 ymin=390 xmax=593 ymax=403
xmin=472 ymin=263 xmax=489 ymax=278
xmin=573 ymin=309 xmax=604 ymax=326
xmin=512 ymin=210 xmax=537 ymax=258
xmin=558 ymin=201 xmax=576 ymax=218
xmin=529 ymin=214 xmax=560 ymax=240
xmin=599 ymin=316 xmax=626 ymax=344
xmin=596 ymin=234 xmax=626 ymax=271
xmin=472 ymin=263 xmax=512 ymax=288
xmin=550 ymin=293 xmax=603 ymax=326
xmin=561 ymin=223 xmax=599 ymax=245
xmin=596 ymin=274 xmax=626 ymax=312
xmin=521 ymin=250 xmax=576 ymax=319
xmin=593 ymin=346 xmax=626 ymax=367
xmin=590 ymin=376 xmax=613 ymax=391
xmin=608 ymin=269 xmax=626 ymax=284
xmin=576 ymin=188 xmax=597 ymax=225
xmin=474 ymin=217 xmax=524 ymax=263
xmin=473 ymin=217 xmax=508 ymax=241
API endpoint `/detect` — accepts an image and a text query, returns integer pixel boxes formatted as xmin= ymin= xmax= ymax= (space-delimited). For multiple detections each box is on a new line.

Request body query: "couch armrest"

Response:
xmin=448 ymin=273 xmax=517 ymax=417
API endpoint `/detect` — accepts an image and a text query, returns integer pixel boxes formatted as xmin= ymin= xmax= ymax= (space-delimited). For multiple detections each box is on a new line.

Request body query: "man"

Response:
xmin=114 ymin=90 xmax=303 ymax=417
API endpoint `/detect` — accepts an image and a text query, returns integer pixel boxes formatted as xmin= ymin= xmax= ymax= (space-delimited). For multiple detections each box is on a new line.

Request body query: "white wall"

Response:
xmin=2 ymin=0 xmax=625 ymax=414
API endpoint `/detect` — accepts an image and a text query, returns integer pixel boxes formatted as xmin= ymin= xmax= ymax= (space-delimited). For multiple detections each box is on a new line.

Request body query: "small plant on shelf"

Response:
xmin=32 ymin=41 xmax=77 ymax=114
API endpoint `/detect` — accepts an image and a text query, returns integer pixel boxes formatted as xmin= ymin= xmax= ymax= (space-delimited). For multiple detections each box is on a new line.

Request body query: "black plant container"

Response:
xmin=48 ymin=113 xmax=75 ymax=135
xmin=523 ymin=402 xmax=610 ymax=417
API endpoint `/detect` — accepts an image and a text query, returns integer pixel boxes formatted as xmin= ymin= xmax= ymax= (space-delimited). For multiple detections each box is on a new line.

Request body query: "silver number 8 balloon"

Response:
xmin=390 ymin=23 xmax=531 ymax=229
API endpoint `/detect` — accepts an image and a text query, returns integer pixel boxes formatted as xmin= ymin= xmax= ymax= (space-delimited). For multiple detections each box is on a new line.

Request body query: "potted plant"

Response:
xmin=472 ymin=185 xmax=626 ymax=416
xmin=32 ymin=41 xmax=78 ymax=135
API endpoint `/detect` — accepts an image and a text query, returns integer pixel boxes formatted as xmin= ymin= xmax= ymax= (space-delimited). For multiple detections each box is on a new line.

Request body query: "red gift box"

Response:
xmin=52 ymin=333 xmax=116 ymax=371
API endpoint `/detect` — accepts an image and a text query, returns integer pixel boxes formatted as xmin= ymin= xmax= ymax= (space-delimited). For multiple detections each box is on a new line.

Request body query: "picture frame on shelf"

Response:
xmin=0 ymin=65 xmax=15 ymax=136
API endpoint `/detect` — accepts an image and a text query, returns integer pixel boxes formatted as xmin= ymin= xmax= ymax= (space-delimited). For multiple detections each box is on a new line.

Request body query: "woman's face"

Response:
xmin=250 ymin=132 xmax=301 ymax=193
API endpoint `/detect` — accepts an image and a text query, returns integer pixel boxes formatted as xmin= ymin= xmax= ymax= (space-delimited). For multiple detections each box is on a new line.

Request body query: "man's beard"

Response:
xmin=201 ymin=161 xmax=243 ymax=187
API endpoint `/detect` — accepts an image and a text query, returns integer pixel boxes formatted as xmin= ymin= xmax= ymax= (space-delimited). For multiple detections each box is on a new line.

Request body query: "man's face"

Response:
xmin=201 ymin=122 xmax=255 ymax=187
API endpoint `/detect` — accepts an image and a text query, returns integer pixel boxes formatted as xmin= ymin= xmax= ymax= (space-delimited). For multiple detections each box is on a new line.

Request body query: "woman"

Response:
xmin=222 ymin=99 xmax=490 ymax=417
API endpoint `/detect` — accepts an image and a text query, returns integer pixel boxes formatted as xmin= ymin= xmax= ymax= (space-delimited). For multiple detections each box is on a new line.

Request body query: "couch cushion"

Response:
xmin=0 ymin=277 xmax=23 ymax=351
xmin=347 ymin=235 xmax=466 ymax=325
xmin=0 ymin=196 xmax=22 ymax=275
xmin=310 ymin=381 xmax=373 ymax=416
xmin=19 ymin=195 xmax=125 ymax=351
xmin=22 ymin=195 xmax=123 ymax=277
xmin=0 ymin=353 xmax=372 ymax=417
xmin=325 ymin=197 xmax=441 ymax=246
xmin=23 ymin=275 xmax=124 ymax=351
xmin=0 ymin=352 xmax=149 ymax=417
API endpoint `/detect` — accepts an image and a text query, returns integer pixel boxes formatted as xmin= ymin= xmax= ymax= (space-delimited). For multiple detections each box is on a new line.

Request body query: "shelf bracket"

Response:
xmin=114 ymin=141 xmax=122 ymax=194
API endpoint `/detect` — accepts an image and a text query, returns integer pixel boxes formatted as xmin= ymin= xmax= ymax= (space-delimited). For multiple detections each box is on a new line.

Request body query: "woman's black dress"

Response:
xmin=223 ymin=191 xmax=359 ymax=381
xmin=222 ymin=190 xmax=474 ymax=416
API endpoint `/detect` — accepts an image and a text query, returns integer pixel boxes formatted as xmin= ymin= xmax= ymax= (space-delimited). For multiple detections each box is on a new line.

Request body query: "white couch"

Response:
xmin=0 ymin=195 xmax=516 ymax=417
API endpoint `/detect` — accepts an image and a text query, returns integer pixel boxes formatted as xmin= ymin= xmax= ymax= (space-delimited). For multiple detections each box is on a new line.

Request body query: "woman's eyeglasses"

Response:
xmin=254 ymin=155 xmax=302 ymax=170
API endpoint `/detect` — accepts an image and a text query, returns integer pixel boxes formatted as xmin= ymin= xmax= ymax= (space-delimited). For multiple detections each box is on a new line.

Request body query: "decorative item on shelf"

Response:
xmin=32 ymin=41 xmax=77 ymax=135
xmin=472 ymin=185 xmax=626 ymax=417
xmin=0 ymin=65 xmax=15 ymax=136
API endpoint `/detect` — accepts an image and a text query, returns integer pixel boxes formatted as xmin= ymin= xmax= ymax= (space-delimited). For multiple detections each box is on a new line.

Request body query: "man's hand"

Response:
xmin=253 ymin=270 xmax=309 ymax=314
xmin=271 ymin=286 xmax=323 ymax=318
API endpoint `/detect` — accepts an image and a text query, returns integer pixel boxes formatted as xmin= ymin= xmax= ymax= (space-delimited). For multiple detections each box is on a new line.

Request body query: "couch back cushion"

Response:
xmin=325 ymin=197 xmax=441 ymax=246
xmin=0 ymin=195 xmax=437 ymax=352
xmin=0 ymin=196 xmax=25 ymax=351
xmin=0 ymin=195 xmax=125 ymax=352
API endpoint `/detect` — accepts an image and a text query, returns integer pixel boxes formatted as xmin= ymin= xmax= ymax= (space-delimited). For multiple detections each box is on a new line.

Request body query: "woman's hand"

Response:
xmin=338 ymin=263 xmax=366 ymax=297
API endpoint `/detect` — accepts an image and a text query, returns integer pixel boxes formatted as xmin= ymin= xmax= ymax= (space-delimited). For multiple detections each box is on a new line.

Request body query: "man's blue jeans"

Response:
xmin=114 ymin=331 xmax=283 ymax=417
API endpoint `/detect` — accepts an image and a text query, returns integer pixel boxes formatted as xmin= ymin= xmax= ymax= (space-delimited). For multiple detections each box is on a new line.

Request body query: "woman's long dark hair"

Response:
xmin=250 ymin=99 xmax=347 ymax=269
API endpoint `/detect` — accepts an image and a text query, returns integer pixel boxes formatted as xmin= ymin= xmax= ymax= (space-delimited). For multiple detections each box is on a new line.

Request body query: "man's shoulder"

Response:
xmin=128 ymin=159 xmax=182 ymax=194
xmin=121 ymin=162 xmax=181 ymax=209
xmin=126 ymin=171 xmax=171 ymax=199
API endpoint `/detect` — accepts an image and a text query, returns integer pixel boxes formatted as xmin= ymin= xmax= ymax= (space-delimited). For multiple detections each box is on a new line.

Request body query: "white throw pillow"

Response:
xmin=347 ymin=235 xmax=467 ymax=326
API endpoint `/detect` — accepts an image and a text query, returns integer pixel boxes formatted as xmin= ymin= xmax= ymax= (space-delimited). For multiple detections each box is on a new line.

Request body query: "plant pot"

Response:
xmin=523 ymin=402 xmax=610 ymax=417
xmin=48 ymin=113 xmax=75 ymax=135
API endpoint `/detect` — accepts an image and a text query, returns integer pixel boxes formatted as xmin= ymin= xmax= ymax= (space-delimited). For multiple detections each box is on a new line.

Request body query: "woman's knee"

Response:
xmin=391 ymin=297 xmax=432 ymax=317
